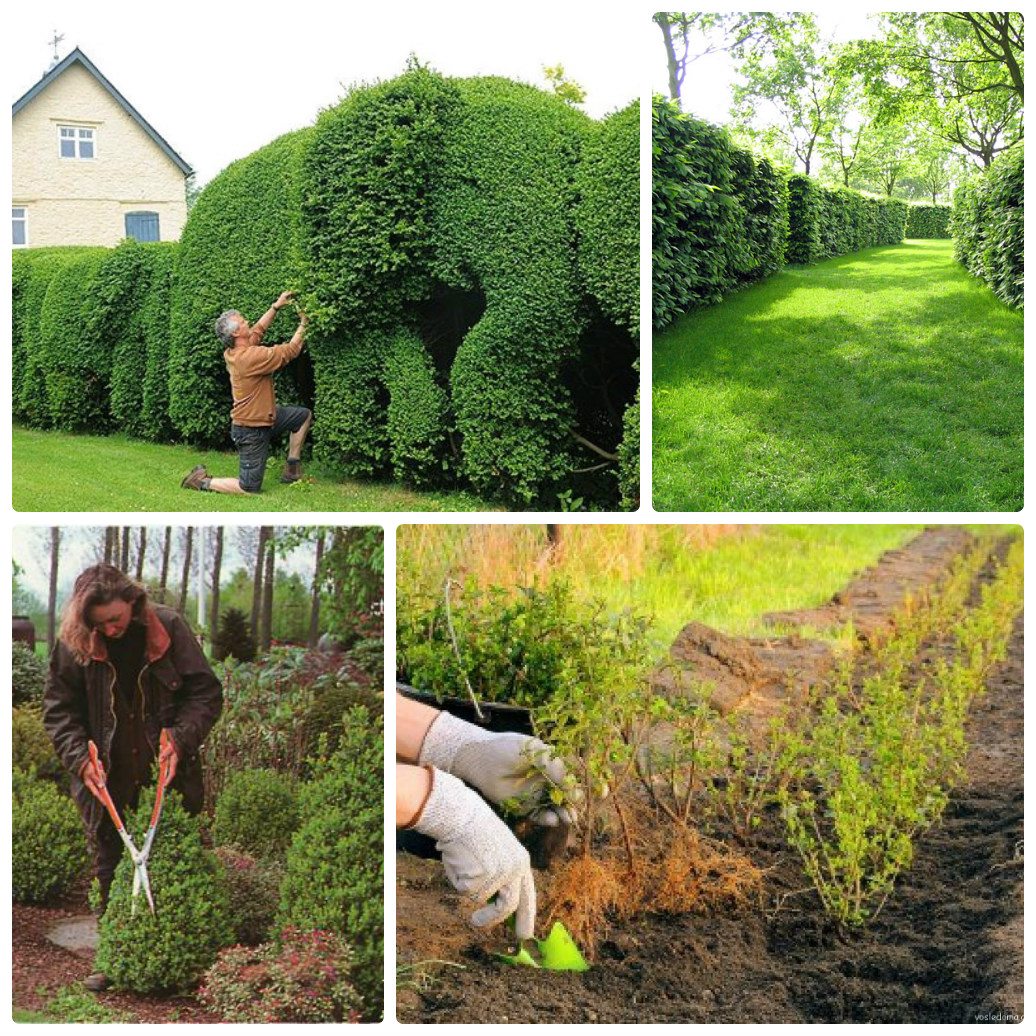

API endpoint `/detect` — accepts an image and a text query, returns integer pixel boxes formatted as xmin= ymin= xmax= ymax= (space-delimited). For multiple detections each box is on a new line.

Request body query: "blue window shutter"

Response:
xmin=125 ymin=211 xmax=160 ymax=242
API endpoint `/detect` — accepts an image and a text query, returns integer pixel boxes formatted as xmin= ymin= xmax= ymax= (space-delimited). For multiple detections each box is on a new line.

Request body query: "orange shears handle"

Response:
xmin=87 ymin=740 xmax=126 ymax=833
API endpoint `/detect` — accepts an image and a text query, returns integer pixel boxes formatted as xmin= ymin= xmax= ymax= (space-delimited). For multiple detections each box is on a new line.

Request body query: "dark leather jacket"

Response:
xmin=43 ymin=605 xmax=223 ymax=833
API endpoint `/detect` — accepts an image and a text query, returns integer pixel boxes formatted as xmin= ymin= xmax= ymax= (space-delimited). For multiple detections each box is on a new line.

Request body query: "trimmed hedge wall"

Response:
xmin=653 ymin=95 xmax=909 ymax=328
xmin=952 ymin=147 xmax=1023 ymax=309
xmin=168 ymin=128 xmax=312 ymax=446
xmin=905 ymin=204 xmax=952 ymax=239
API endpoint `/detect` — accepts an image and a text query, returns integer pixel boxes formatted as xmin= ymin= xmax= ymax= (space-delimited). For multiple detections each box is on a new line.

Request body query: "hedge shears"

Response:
xmin=87 ymin=728 xmax=172 ymax=916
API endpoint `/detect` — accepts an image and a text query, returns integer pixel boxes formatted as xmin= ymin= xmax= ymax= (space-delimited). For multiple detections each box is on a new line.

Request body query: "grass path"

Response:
xmin=653 ymin=240 xmax=1023 ymax=511
xmin=12 ymin=427 xmax=494 ymax=512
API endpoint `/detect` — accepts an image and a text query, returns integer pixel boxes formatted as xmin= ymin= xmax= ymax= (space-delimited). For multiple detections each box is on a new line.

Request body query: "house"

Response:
xmin=12 ymin=47 xmax=192 ymax=248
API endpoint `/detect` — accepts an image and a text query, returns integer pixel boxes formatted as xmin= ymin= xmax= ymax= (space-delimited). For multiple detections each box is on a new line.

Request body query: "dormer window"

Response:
xmin=58 ymin=125 xmax=95 ymax=159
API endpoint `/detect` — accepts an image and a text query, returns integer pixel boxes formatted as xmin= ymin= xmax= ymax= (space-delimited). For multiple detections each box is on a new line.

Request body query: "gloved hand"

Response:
xmin=413 ymin=767 xmax=536 ymax=940
xmin=418 ymin=711 xmax=574 ymax=826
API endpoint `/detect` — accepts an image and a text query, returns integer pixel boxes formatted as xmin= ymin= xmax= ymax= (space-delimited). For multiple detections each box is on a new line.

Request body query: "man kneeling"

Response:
xmin=181 ymin=291 xmax=310 ymax=494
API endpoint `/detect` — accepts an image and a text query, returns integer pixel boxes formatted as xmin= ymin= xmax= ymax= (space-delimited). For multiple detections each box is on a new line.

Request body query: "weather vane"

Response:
xmin=48 ymin=29 xmax=65 ymax=69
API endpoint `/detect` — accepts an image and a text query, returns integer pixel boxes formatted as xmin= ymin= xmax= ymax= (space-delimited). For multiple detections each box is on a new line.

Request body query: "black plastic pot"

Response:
xmin=396 ymin=681 xmax=566 ymax=869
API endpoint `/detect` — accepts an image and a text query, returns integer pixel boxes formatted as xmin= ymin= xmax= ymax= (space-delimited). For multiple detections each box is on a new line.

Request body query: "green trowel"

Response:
xmin=498 ymin=921 xmax=589 ymax=971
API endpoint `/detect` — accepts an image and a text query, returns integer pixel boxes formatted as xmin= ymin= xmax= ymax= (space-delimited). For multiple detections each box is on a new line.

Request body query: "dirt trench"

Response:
xmin=396 ymin=528 xmax=1023 ymax=1023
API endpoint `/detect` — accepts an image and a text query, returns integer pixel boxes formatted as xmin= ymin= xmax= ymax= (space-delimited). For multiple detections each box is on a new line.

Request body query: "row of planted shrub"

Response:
xmin=952 ymin=146 xmax=1023 ymax=309
xmin=13 ymin=67 xmax=639 ymax=510
xmin=905 ymin=203 xmax=952 ymax=239
xmin=653 ymin=95 xmax=909 ymax=329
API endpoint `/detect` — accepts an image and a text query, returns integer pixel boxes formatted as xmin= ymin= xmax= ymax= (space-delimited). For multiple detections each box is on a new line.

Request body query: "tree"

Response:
xmin=260 ymin=531 xmax=275 ymax=652
xmin=135 ymin=527 xmax=147 ymax=581
xmin=730 ymin=20 xmax=852 ymax=175
xmin=209 ymin=527 xmax=224 ymax=648
xmin=251 ymin=526 xmax=272 ymax=653
xmin=542 ymin=64 xmax=586 ymax=105
xmin=158 ymin=526 xmax=172 ymax=605
xmin=653 ymin=12 xmax=793 ymax=105
xmin=855 ymin=123 xmax=915 ymax=197
xmin=308 ymin=529 xmax=326 ymax=649
xmin=48 ymin=527 xmax=60 ymax=652
xmin=179 ymin=527 xmax=194 ymax=616
xmin=910 ymin=136 xmax=956 ymax=203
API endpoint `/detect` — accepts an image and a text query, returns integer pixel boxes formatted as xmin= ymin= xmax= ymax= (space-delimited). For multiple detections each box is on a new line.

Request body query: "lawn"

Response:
xmin=653 ymin=240 xmax=1023 ymax=511
xmin=12 ymin=427 xmax=494 ymax=512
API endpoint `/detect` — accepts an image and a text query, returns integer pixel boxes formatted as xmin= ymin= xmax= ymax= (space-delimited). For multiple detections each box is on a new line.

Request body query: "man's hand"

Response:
xmin=414 ymin=768 xmax=537 ymax=940
xmin=79 ymin=755 xmax=107 ymax=803
xmin=275 ymin=291 xmax=296 ymax=310
xmin=159 ymin=730 xmax=179 ymax=788
xmin=419 ymin=712 xmax=576 ymax=827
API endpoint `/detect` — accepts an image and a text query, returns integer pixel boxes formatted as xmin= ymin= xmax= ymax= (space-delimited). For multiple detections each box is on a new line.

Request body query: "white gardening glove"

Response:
xmin=419 ymin=711 xmax=574 ymax=826
xmin=413 ymin=767 xmax=537 ymax=940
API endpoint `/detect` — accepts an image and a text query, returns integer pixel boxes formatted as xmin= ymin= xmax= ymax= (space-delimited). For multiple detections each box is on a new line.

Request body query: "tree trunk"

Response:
xmin=308 ymin=529 xmax=326 ymax=648
xmin=121 ymin=527 xmax=131 ymax=571
xmin=655 ymin=13 xmax=682 ymax=104
xmin=179 ymin=527 xmax=194 ymax=615
xmin=261 ymin=532 xmax=275 ymax=651
xmin=159 ymin=526 xmax=172 ymax=604
xmin=210 ymin=527 xmax=224 ymax=647
xmin=135 ymin=527 xmax=147 ymax=581
xmin=47 ymin=527 xmax=60 ymax=652
xmin=104 ymin=526 xmax=116 ymax=566
xmin=251 ymin=526 xmax=271 ymax=653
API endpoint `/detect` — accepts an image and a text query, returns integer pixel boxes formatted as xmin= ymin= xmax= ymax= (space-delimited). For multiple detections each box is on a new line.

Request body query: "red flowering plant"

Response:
xmin=198 ymin=927 xmax=362 ymax=1023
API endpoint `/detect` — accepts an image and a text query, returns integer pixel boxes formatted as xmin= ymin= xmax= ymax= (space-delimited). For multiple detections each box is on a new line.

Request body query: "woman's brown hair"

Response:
xmin=60 ymin=564 xmax=149 ymax=664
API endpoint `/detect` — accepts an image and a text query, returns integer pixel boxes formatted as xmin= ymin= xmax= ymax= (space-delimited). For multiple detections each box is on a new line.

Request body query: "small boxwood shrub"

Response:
xmin=952 ymin=147 xmax=1023 ymax=309
xmin=199 ymin=928 xmax=362 ymax=1023
xmin=95 ymin=788 xmax=234 ymax=992
xmin=212 ymin=767 xmax=300 ymax=858
xmin=214 ymin=847 xmax=284 ymax=946
xmin=168 ymin=128 xmax=312 ymax=446
xmin=277 ymin=707 xmax=383 ymax=1020
xmin=906 ymin=204 xmax=952 ymax=239
xmin=13 ymin=706 xmax=66 ymax=786
xmin=12 ymin=768 xmax=88 ymax=902
xmin=12 ymin=640 xmax=46 ymax=705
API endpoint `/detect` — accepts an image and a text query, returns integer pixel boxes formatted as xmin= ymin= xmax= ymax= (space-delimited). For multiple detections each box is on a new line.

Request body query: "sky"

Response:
xmin=8 ymin=0 xmax=647 ymax=187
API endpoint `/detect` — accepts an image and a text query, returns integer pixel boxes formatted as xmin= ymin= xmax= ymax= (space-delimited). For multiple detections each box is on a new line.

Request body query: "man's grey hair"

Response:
xmin=214 ymin=310 xmax=243 ymax=347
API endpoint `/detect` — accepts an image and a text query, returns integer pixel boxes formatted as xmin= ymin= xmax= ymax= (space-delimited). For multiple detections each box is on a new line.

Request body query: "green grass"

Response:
xmin=12 ymin=427 xmax=495 ymax=512
xmin=653 ymin=240 xmax=1023 ymax=511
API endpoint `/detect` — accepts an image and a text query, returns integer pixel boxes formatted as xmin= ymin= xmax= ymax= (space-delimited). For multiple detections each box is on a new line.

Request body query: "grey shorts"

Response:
xmin=231 ymin=406 xmax=310 ymax=492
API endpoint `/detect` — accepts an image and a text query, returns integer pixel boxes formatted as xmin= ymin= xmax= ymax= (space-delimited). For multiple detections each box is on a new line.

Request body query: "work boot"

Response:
xmin=180 ymin=465 xmax=210 ymax=491
xmin=280 ymin=458 xmax=302 ymax=484
xmin=84 ymin=972 xmax=111 ymax=993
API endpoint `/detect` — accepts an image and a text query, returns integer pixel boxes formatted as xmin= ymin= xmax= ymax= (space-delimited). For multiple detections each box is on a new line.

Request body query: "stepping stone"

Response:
xmin=46 ymin=915 xmax=98 ymax=958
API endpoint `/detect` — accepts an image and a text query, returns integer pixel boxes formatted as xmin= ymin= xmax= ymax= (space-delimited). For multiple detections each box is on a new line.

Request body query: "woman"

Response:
xmin=43 ymin=564 xmax=223 ymax=990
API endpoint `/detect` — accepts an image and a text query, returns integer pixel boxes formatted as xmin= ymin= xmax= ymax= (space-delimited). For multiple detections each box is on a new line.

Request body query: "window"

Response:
xmin=12 ymin=207 xmax=27 ymax=247
xmin=125 ymin=211 xmax=160 ymax=242
xmin=58 ymin=125 xmax=95 ymax=159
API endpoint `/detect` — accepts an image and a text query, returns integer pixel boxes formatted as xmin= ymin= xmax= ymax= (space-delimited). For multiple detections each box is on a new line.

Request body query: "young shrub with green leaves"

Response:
xmin=212 ymin=767 xmax=300 ymax=858
xmin=168 ymin=128 xmax=312 ymax=446
xmin=12 ymin=768 xmax=88 ymax=903
xmin=952 ymin=147 xmax=1023 ymax=309
xmin=12 ymin=640 xmax=46 ymax=705
xmin=12 ymin=706 xmax=66 ymax=786
xmin=905 ymin=204 xmax=952 ymax=239
xmin=214 ymin=847 xmax=285 ymax=946
xmin=276 ymin=707 xmax=383 ymax=1020
xmin=95 ymin=788 xmax=234 ymax=992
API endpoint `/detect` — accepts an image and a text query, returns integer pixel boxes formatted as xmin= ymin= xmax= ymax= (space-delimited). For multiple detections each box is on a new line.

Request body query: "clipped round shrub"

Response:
xmin=169 ymin=128 xmax=312 ymax=446
xmin=12 ymin=768 xmax=88 ymax=902
xmin=277 ymin=707 xmax=383 ymax=1019
xmin=13 ymin=706 xmax=66 ymax=786
xmin=12 ymin=640 xmax=46 ymax=705
xmin=214 ymin=847 xmax=284 ymax=946
xmin=213 ymin=767 xmax=300 ymax=858
xmin=199 ymin=927 xmax=362 ymax=1023
xmin=95 ymin=788 xmax=234 ymax=992
xmin=301 ymin=671 xmax=380 ymax=759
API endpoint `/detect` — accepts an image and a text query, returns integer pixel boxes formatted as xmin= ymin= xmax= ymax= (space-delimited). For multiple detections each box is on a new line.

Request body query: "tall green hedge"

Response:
xmin=905 ymin=204 xmax=952 ymax=239
xmin=13 ymin=248 xmax=98 ymax=424
xmin=168 ymin=128 xmax=312 ymax=446
xmin=952 ymin=147 xmax=1023 ymax=309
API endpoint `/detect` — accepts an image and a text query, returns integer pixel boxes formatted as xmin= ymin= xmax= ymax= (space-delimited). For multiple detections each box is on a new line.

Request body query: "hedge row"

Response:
xmin=652 ymin=95 xmax=908 ymax=328
xmin=905 ymin=204 xmax=953 ymax=239
xmin=15 ymin=69 xmax=638 ymax=509
xmin=952 ymin=147 xmax=1023 ymax=309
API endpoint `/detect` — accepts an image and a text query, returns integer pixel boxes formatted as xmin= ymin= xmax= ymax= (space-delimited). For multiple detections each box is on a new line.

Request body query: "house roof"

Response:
xmin=12 ymin=46 xmax=193 ymax=176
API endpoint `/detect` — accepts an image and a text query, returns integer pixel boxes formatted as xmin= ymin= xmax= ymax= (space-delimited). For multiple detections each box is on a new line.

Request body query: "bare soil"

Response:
xmin=396 ymin=529 xmax=1023 ymax=1023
